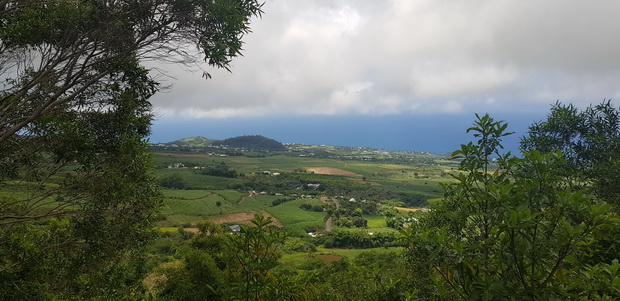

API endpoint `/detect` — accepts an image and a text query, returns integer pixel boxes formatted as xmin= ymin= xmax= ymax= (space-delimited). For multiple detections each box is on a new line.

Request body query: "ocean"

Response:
xmin=149 ymin=112 xmax=548 ymax=155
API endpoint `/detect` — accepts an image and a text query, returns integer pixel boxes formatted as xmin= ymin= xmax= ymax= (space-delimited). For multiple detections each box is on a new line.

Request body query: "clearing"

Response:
xmin=306 ymin=167 xmax=362 ymax=177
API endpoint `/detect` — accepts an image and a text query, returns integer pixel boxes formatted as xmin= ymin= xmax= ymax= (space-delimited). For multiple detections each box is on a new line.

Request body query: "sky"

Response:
xmin=148 ymin=0 xmax=620 ymax=154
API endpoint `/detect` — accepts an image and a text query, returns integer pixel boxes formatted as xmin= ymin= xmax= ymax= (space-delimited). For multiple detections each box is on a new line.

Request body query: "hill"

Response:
xmin=166 ymin=136 xmax=214 ymax=147
xmin=213 ymin=135 xmax=286 ymax=151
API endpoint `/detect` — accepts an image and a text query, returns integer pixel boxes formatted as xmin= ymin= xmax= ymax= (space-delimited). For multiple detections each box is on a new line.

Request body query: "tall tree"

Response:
xmin=0 ymin=0 xmax=263 ymax=298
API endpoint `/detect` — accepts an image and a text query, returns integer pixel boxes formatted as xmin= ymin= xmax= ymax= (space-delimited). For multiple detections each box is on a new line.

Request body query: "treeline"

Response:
xmin=318 ymin=231 xmax=400 ymax=249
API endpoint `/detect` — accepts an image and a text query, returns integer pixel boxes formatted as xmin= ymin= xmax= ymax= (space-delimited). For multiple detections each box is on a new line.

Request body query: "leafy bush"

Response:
xmin=403 ymin=114 xmax=619 ymax=299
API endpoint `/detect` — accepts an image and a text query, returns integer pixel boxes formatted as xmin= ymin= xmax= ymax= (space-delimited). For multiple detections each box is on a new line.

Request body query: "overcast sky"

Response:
xmin=149 ymin=0 xmax=620 ymax=151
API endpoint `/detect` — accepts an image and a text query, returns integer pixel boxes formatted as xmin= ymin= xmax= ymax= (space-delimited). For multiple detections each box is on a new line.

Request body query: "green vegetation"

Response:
xmin=214 ymin=135 xmax=287 ymax=151
xmin=167 ymin=136 xmax=215 ymax=147
xmin=1 ymin=2 xmax=618 ymax=297
xmin=0 ymin=0 xmax=263 ymax=299
xmin=403 ymin=113 xmax=620 ymax=300
xmin=522 ymin=100 xmax=620 ymax=209
xmin=142 ymin=108 xmax=620 ymax=300
xmin=4 ymin=101 xmax=620 ymax=299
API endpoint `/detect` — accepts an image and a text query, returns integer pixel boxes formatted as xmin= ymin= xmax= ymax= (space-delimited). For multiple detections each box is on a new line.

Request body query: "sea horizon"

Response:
xmin=149 ymin=112 xmax=548 ymax=155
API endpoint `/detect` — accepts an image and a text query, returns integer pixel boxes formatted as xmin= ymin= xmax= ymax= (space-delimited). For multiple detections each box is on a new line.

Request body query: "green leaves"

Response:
xmin=522 ymin=100 xmax=620 ymax=208
xmin=405 ymin=113 xmax=618 ymax=300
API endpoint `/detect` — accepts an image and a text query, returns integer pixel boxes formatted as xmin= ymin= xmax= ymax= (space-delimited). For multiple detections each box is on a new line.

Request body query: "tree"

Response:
xmin=521 ymin=100 xmax=620 ymax=267
xmin=223 ymin=214 xmax=288 ymax=300
xmin=0 ymin=87 xmax=162 ymax=299
xmin=521 ymin=100 xmax=620 ymax=208
xmin=404 ymin=114 xmax=618 ymax=299
xmin=0 ymin=0 xmax=263 ymax=143
xmin=0 ymin=0 xmax=263 ymax=298
xmin=351 ymin=216 xmax=368 ymax=228
xmin=160 ymin=173 xmax=187 ymax=189
xmin=352 ymin=207 xmax=363 ymax=217
xmin=152 ymin=215 xmax=314 ymax=300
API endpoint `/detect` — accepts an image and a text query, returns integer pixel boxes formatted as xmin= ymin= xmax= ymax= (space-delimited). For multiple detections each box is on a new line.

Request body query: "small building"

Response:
xmin=229 ymin=225 xmax=241 ymax=233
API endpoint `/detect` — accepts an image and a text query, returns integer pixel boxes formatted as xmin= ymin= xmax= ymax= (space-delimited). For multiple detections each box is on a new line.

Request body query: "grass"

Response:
xmin=157 ymin=168 xmax=242 ymax=189
xmin=264 ymin=199 xmax=327 ymax=236
xmin=158 ymin=227 xmax=180 ymax=233
xmin=159 ymin=189 xmax=262 ymax=225
xmin=279 ymin=247 xmax=404 ymax=264
xmin=365 ymin=215 xmax=386 ymax=228
xmin=159 ymin=189 xmax=328 ymax=232
xmin=315 ymin=247 xmax=403 ymax=260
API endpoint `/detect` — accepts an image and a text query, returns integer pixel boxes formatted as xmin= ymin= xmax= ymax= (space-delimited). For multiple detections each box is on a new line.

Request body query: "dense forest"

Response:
xmin=1 ymin=1 xmax=619 ymax=300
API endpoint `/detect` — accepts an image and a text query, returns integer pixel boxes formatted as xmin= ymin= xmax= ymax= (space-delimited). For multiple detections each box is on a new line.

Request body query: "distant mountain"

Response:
xmin=166 ymin=136 xmax=214 ymax=147
xmin=213 ymin=135 xmax=286 ymax=151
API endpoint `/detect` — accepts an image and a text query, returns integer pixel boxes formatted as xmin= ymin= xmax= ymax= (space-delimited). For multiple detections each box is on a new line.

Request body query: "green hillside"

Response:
xmin=167 ymin=136 xmax=214 ymax=147
xmin=213 ymin=135 xmax=286 ymax=151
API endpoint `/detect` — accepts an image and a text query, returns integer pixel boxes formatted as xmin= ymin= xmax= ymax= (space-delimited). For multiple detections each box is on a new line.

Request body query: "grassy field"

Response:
xmin=264 ymin=198 xmax=326 ymax=236
xmin=159 ymin=189 xmax=328 ymax=236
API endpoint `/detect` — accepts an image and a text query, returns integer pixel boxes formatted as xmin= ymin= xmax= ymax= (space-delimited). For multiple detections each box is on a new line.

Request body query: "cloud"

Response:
xmin=149 ymin=0 xmax=620 ymax=119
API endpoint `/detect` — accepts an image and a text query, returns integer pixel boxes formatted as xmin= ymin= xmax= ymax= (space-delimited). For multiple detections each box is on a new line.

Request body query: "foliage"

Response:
xmin=0 ymin=0 xmax=263 ymax=144
xmin=522 ymin=101 xmax=620 ymax=265
xmin=271 ymin=197 xmax=293 ymax=206
xmin=282 ymin=237 xmax=317 ymax=253
xmin=155 ymin=247 xmax=224 ymax=300
xmin=151 ymin=215 xmax=315 ymax=300
xmin=160 ymin=173 xmax=187 ymax=189
xmin=521 ymin=100 xmax=620 ymax=208
xmin=299 ymin=203 xmax=325 ymax=212
xmin=0 ymin=0 xmax=262 ymax=298
xmin=200 ymin=161 xmax=238 ymax=178
xmin=335 ymin=216 xmax=353 ymax=228
xmin=289 ymin=250 xmax=416 ymax=301
xmin=214 ymin=135 xmax=286 ymax=151
xmin=222 ymin=215 xmax=287 ymax=300
xmin=404 ymin=114 xmax=618 ymax=299
xmin=320 ymin=230 xmax=400 ymax=249
xmin=351 ymin=216 xmax=368 ymax=228
xmin=0 ymin=85 xmax=162 ymax=299
xmin=398 ymin=193 xmax=428 ymax=207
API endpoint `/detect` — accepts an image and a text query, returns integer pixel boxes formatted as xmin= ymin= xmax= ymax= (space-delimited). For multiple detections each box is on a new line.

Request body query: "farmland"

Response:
xmin=147 ymin=139 xmax=457 ymax=246
xmin=151 ymin=143 xmax=457 ymax=238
